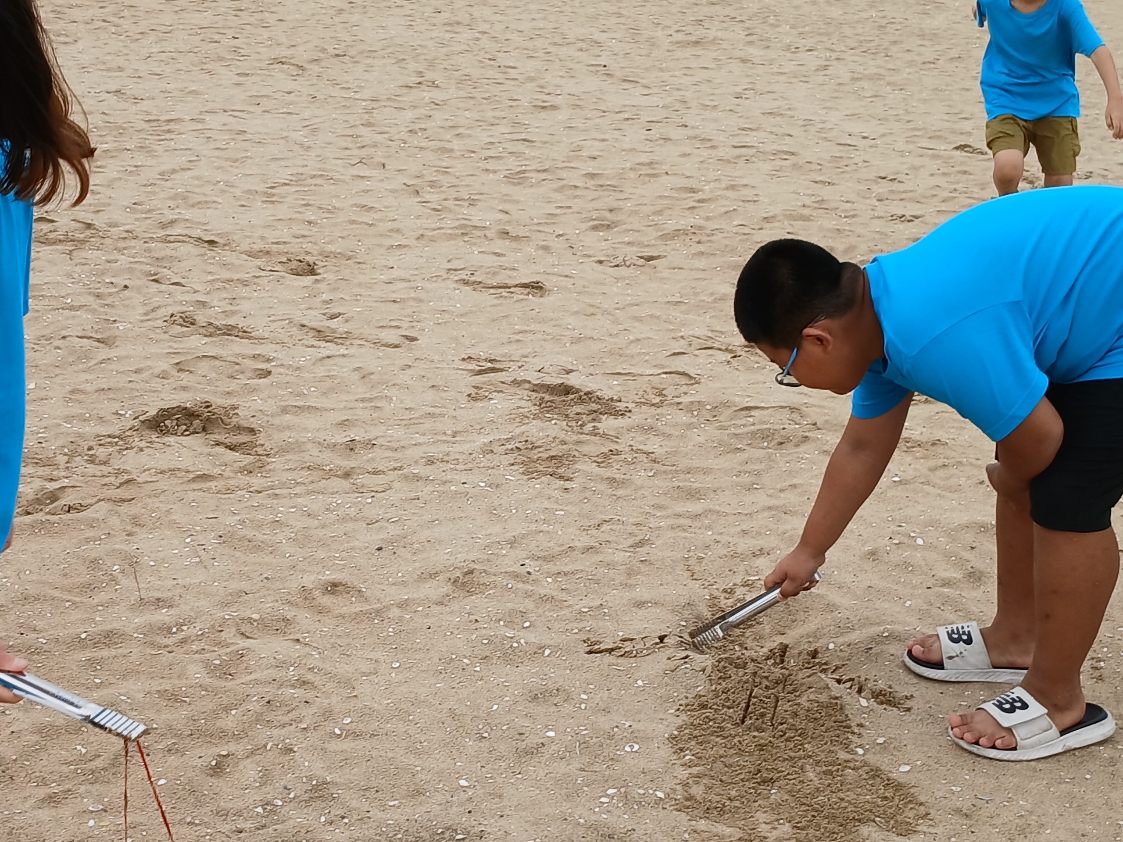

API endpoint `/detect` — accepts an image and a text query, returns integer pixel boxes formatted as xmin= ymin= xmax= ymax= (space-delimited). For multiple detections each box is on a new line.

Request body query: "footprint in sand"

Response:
xmin=173 ymin=354 xmax=272 ymax=381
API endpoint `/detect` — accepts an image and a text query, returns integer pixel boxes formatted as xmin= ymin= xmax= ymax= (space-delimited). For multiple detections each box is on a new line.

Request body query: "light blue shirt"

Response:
xmin=852 ymin=186 xmax=1123 ymax=441
xmin=977 ymin=0 xmax=1103 ymax=121
xmin=0 ymin=144 xmax=32 ymax=551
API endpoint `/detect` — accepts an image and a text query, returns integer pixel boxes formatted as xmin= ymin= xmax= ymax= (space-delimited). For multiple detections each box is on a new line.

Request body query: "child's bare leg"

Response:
xmin=950 ymin=526 xmax=1119 ymax=749
xmin=993 ymin=149 xmax=1025 ymax=195
xmin=1044 ymin=174 xmax=1075 ymax=187
xmin=907 ymin=490 xmax=1036 ymax=667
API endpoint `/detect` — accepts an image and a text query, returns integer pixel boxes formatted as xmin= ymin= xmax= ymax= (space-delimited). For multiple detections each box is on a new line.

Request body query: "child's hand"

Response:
xmin=0 ymin=643 xmax=28 ymax=704
xmin=1107 ymin=97 xmax=1123 ymax=139
xmin=764 ymin=547 xmax=824 ymax=600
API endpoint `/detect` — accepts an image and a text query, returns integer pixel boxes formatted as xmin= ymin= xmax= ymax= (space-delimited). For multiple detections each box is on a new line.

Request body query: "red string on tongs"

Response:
xmin=122 ymin=739 xmax=175 ymax=841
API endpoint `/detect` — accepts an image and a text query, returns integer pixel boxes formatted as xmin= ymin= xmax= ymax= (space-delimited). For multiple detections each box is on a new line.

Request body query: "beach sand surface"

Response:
xmin=3 ymin=0 xmax=1123 ymax=839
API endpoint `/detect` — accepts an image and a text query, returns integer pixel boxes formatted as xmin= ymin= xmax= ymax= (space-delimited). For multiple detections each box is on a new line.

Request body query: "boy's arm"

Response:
xmin=764 ymin=394 xmax=912 ymax=598
xmin=1090 ymin=45 xmax=1123 ymax=139
xmin=987 ymin=396 xmax=1063 ymax=505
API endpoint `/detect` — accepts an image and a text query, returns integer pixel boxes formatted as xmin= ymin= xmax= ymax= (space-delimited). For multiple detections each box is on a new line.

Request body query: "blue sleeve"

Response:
xmin=0 ymin=262 xmax=26 ymax=551
xmin=1065 ymin=0 xmax=1104 ymax=57
xmin=852 ymin=364 xmax=910 ymax=420
xmin=0 ymin=191 xmax=30 ymax=552
xmin=905 ymin=305 xmax=1048 ymax=441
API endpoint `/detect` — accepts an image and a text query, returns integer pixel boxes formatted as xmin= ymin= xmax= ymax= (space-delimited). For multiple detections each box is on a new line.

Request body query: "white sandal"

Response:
xmin=950 ymin=686 xmax=1115 ymax=761
xmin=903 ymin=621 xmax=1027 ymax=683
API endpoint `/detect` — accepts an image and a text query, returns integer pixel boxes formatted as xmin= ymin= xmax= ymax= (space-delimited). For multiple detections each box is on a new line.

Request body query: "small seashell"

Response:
xmin=624 ymin=743 xmax=639 ymax=752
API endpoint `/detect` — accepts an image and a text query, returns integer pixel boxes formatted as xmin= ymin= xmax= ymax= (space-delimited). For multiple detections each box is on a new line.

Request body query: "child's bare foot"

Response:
xmin=949 ymin=683 xmax=1087 ymax=750
xmin=907 ymin=624 xmax=1033 ymax=669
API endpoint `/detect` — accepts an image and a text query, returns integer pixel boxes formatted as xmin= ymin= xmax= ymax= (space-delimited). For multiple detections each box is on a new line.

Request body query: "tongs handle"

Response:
xmin=718 ymin=570 xmax=822 ymax=632
xmin=0 ymin=670 xmax=97 ymax=719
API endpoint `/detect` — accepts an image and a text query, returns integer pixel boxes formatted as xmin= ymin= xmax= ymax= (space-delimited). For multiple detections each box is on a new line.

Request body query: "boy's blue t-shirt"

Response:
xmin=852 ymin=185 xmax=1123 ymax=442
xmin=977 ymin=0 xmax=1103 ymax=121
xmin=0 ymin=144 xmax=32 ymax=551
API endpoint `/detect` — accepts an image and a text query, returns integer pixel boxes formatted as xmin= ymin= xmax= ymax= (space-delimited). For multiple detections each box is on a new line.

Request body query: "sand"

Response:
xmin=3 ymin=0 xmax=1123 ymax=839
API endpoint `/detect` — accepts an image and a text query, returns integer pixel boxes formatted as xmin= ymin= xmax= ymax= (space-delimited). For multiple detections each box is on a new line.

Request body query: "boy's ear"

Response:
xmin=803 ymin=324 xmax=835 ymax=353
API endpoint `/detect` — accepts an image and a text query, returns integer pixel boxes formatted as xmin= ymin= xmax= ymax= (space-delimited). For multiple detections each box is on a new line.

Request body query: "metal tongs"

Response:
xmin=0 ymin=670 xmax=147 ymax=740
xmin=689 ymin=571 xmax=822 ymax=651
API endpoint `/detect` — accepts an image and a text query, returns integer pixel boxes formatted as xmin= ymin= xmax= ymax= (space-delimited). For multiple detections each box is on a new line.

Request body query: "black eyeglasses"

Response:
xmin=775 ymin=344 xmax=802 ymax=387
xmin=774 ymin=315 xmax=826 ymax=388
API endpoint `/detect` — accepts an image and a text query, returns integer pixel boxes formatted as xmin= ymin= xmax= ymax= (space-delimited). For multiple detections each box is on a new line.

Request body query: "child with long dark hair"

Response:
xmin=0 ymin=0 xmax=95 ymax=700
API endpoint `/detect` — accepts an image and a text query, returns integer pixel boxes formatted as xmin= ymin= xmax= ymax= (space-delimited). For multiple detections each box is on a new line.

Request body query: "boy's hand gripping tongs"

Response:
xmin=0 ymin=670 xmax=147 ymax=740
xmin=689 ymin=571 xmax=822 ymax=651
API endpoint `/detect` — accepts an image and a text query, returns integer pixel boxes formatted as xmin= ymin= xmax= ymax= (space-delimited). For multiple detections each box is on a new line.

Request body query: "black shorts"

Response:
xmin=1030 ymin=378 xmax=1123 ymax=533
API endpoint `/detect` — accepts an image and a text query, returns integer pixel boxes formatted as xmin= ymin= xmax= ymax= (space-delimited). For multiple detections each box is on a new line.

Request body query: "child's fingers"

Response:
xmin=0 ymin=644 xmax=27 ymax=674
xmin=0 ymin=644 xmax=26 ymax=704
xmin=0 ymin=687 xmax=22 ymax=704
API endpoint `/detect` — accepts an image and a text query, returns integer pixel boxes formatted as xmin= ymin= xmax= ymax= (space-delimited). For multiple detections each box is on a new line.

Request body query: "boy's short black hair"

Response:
xmin=734 ymin=239 xmax=859 ymax=349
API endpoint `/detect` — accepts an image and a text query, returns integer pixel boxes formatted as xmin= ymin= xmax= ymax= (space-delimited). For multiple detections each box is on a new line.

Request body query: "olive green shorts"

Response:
xmin=985 ymin=114 xmax=1081 ymax=176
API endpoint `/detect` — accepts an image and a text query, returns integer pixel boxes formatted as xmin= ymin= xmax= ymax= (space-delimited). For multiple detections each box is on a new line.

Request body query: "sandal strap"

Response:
xmin=937 ymin=622 xmax=993 ymax=670
xmin=979 ymin=686 xmax=1061 ymax=750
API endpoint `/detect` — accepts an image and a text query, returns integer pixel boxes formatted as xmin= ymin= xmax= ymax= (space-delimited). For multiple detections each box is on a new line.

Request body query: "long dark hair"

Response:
xmin=0 ymin=0 xmax=94 ymax=205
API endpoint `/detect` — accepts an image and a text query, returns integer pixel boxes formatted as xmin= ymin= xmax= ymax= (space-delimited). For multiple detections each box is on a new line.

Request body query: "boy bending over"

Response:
xmin=734 ymin=186 xmax=1123 ymax=760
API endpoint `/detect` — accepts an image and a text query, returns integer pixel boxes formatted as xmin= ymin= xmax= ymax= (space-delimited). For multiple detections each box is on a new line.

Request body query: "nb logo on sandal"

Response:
xmin=993 ymin=693 xmax=1030 ymax=715
xmin=946 ymin=625 xmax=974 ymax=646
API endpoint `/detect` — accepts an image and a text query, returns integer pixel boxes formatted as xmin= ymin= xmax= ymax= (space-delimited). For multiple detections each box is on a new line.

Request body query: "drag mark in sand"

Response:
xmin=672 ymin=644 xmax=927 ymax=840
xmin=583 ymin=633 xmax=670 ymax=658
xmin=458 ymin=277 xmax=551 ymax=297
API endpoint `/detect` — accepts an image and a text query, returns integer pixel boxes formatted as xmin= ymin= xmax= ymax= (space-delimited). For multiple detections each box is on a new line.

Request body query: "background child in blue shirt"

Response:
xmin=0 ymin=0 xmax=94 ymax=700
xmin=975 ymin=0 xmax=1123 ymax=194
